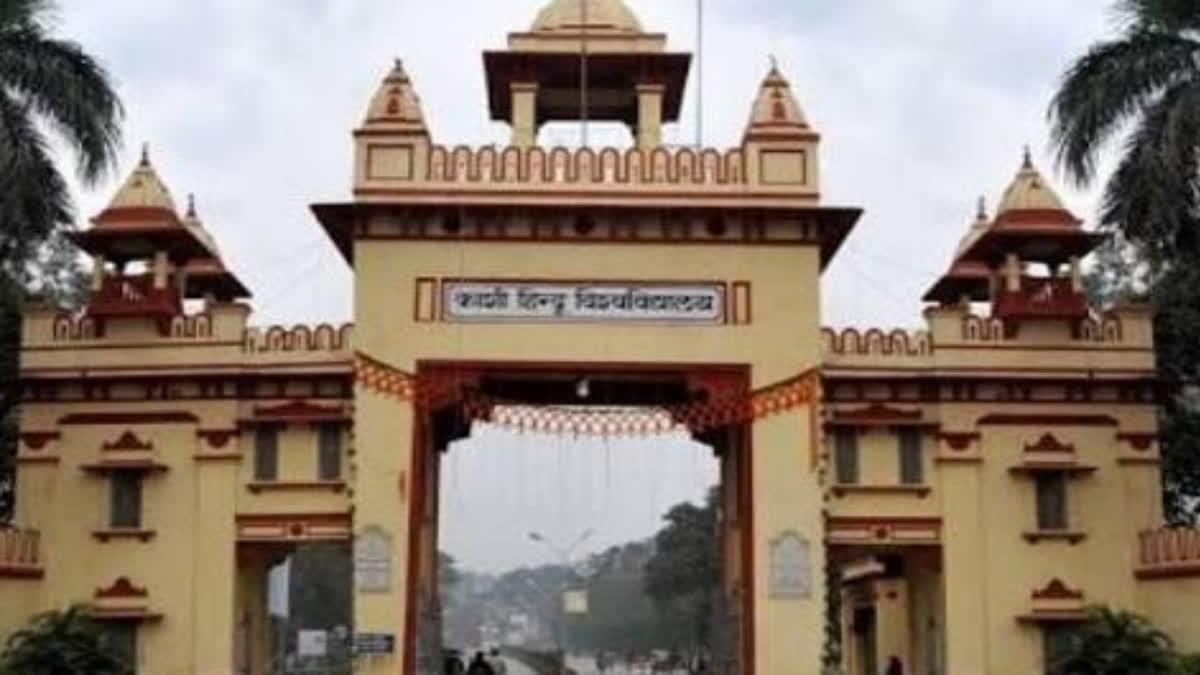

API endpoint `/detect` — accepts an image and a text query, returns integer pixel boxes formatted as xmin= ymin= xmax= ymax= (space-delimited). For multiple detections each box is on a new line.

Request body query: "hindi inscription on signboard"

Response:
xmin=769 ymin=530 xmax=812 ymax=598
xmin=354 ymin=526 xmax=392 ymax=593
xmin=442 ymin=281 xmax=724 ymax=323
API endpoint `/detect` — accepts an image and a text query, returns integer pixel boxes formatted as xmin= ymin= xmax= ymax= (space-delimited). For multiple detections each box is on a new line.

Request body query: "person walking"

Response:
xmin=488 ymin=647 xmax=508 ymax=675
xmin=467 ymin=651 xmax=495 ymax=675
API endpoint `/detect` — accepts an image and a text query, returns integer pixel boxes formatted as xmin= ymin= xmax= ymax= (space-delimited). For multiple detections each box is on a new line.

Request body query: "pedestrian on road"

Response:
xmin=489 ymin=647 xmax=508 ymax=675
xmin=468 ymin=651 xmax=496 ymax=675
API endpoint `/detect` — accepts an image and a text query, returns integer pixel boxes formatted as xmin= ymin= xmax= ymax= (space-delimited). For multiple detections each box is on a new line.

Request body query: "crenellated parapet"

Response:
xmin=822 ymin=327 xmax=932 ymax=358
xmin=242 ymin=323 xmax=354 ymax=354
xmin=823 ymin=303 xmax=1153 ymax=373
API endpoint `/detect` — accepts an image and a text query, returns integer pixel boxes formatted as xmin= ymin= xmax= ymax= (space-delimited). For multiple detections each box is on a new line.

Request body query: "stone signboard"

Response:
xmin=769 ymin=530 xmax=811 ymax=598
xmin=354 ymin=526 xmax=392 ymax=593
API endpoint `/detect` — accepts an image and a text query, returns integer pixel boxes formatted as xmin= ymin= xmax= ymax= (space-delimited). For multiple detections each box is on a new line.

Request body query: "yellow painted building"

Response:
xmin=3 ymin=1 xmax=1199 ymax=674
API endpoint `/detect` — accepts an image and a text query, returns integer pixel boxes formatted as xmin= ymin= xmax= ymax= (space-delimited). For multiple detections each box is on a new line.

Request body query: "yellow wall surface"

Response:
xmin=352 ymin=235 xmax=828 ymax=674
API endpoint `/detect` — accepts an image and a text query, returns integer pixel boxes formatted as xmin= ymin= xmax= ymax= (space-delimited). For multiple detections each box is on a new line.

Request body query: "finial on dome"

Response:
xmin=1022 ymin=144 xmax=1033 ymax=170
xmin=976 ymin=195 xmax=988 ymax=220
xmin=769 ymin=54 xmax=778 ymax=71
xmin=139 ymin=142 xmax=150 ymax=167
xmin=186 ymin=193 xmax=197 ymax=219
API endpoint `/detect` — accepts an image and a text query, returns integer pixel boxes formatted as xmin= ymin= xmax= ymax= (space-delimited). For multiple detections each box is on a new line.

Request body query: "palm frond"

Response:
xmin=1115 ymin=0 xmax=1200 ymax=33
xmin=0 ymin=0 xmax=55 ymax=32
xmin=0 ymin=24 xmax=123 ymax=183
xmin=0 ymin=91 xmax=73 ymax=278
xmin=1098 ymin=78 xmax=1200 ymax=261
xmin=1049 ymin=31 xmax=1200 ymax=186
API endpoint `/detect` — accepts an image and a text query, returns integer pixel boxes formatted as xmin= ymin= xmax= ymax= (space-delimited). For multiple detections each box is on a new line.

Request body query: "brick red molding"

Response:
xmin=978 ymin=413 xmax=1117 ymax=426
xmin=59 ymin=411 xmax=198 ymax=425
xmin=19 ymin=431 xmax=60 ymax=450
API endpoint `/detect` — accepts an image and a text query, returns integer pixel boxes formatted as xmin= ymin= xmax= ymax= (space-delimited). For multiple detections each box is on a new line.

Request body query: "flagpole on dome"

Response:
xmin=696 ymin=0 xmax=704 ymax=148
xmin=580 ymin=0 xmax=589 ymax=147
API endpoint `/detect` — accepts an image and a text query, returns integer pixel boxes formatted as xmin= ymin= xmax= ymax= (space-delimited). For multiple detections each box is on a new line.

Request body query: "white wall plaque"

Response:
xmin=297 ymin=629 xmax=328 ymax=657
xmin=769 ymin=530 xmax=812 ymax=598
xmin=442 ymin=281 xmax=724 ymax=323
xmin=354 ymin=526 xmax=392 ymax=593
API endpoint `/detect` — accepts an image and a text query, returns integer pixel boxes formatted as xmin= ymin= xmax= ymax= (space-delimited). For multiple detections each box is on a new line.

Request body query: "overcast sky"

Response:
xmin=54 ymin=1 xmax=1121 ymax=571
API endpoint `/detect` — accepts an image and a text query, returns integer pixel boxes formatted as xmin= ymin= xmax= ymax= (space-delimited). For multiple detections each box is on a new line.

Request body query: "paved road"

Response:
xmin=503 ymin=656 xmax=539 ymax=675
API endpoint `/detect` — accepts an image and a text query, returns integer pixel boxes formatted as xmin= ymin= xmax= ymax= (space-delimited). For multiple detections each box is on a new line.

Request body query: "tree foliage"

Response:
xmin=1049 ymin=606 xmax=1178 ymax=675
xmin=0 ymin=605 xmax=130 ymax=675
xmin=1050 ymin=0 xmax=1200 ymax=521
xmin=643 ymin=488 xmax=718 ymax=649
xmin=0 ymin=0 xmax=122 ymax=522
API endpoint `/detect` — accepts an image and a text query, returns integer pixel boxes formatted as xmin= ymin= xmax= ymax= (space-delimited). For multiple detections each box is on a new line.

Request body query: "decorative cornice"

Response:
xmin=95 ymin=577 xmax=148 ymax=599
xmin=830 ymin=484 xmax=930 ymax=499
xmin=19 ymin=431 xmax=60 ymax=450
xmin=59 ymin=411 xmax=198 ymax=425
xmin=1032 ymin=578 xmax=1083 ymax=600
xmin=1023 ymin=530 xmax=1087 ymax=545
xmin=831 ymin=403 xmax=923 ymax=422
xmin=196 ymin=428 xmax=239 ymax=449
xmin=1117 ymin=432 xmax=1157 ymax=451
xmin=248 ymin=399 xmax=348 ymax=422
xmin=81 ymin=460 xmax=169 ymax=474
xmin=92 ymin=529 xmax=156 ymax=543
xmin=1024 ymin=433 xmax=1074 ymax=454
xmin=247 ymin=480 xmax=347 ymax=494
xmin=937 ymin=431 xmax=980 ymax=451
xmin=101 ymin=430 xmax=152 ymax=452
xmin=979 ymin=413 xmax=1117 ymax=426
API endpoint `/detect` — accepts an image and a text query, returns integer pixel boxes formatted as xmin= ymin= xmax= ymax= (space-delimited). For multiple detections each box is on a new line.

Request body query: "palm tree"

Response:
xmin=1048 ymin=606 xmax=1177 ymax=675
xmin=1048 ymin=0 xmax=1200 ymax=266
xmin=0 ymin=0 xmax=121 ymax=523
xmin=0 ymin=605 xmax=130 ymax=674
xmin=0 ymin=0 xmax=123 ymax=276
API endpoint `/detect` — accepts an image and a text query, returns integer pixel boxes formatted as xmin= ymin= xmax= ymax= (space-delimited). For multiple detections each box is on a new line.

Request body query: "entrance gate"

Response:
xmin=314 ymin=3 xmax=860 ymax=673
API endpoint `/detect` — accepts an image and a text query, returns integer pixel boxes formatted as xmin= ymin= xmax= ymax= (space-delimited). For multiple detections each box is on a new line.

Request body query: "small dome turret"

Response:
xmin=744 ymin=63 xmax=810 ymax=139
xmin=182 ymin=194 xmax=220 ymax=257
xmin=361 ymin=59 xmax=427 ymax=133
xmin=531 ymin=0 xmax=643 ymax=33
xmin=953 ymin=196 xmax=991 ymax=259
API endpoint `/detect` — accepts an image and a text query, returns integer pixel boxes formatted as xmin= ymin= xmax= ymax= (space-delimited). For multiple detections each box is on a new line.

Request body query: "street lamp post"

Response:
xmin=528 ymin=529 xmax=594 ymax=670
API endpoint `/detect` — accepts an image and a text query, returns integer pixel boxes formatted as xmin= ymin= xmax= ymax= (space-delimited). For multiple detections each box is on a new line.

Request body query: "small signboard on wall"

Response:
xmin=769 ymin=530 xmax=812 ymax=598
xmin=563 ymin=588 xmax=589 ymax=615
xmin=442 ymin=281 xmax=725 ymax=324
xmin=354 ymin=632 xmax=395 ymax=655
xmin=354 ymin=526 xmax=392 ymax=593
xmin=297 ymin=630 xmax=328 ymax=657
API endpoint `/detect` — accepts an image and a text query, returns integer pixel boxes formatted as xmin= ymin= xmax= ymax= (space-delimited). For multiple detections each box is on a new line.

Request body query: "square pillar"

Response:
xmin=353 ymin=389 xmax=417 ymax=675
xmin=510 ymin=82 xmax=539 ymax=148
xmin=752 ymin=409 xmax=825 ymax=674
xmin=940 ymin=463 xmax=988 ymax=673
xmin=636 ymin=83 xmax=665 ymax=149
